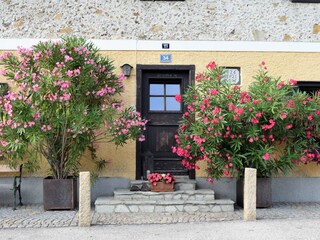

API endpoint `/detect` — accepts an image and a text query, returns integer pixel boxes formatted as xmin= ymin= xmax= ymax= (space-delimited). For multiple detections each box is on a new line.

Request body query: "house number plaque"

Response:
xmin=160 ymin=54 xmax=172 ymax=63
xmin=222 ymin=67 xmax=241 ymax=85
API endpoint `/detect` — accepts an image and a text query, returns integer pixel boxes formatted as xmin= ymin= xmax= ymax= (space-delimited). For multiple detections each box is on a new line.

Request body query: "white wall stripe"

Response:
xmin=1 ymin=39 xmax=320 ymax=53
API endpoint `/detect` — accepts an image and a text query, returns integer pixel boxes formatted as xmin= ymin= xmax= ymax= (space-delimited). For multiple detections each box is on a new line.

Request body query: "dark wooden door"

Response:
xmin=136 ymin=65 xmax=195 ymax=180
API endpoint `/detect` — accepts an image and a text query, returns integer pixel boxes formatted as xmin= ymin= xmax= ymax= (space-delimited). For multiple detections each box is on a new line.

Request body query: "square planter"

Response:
xmin=43 ymin=177 xmax=77 ymax=210
xmin=236 ymin=177 xmax=272 ymax=208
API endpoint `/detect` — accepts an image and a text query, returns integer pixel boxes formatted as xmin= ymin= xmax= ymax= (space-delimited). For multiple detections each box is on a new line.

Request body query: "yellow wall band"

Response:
xmin=1 ymin=47 xmax=320 ymax=179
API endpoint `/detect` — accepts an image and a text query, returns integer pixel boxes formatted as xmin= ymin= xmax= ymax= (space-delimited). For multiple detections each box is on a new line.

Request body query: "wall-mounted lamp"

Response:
xmin=121 ymin=64 xmax=133 ymax=77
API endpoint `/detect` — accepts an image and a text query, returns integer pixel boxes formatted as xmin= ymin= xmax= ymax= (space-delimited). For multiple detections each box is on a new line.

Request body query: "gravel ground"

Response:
xmin=1 ymin=202 xmax=320 ymax=228
xmin=2 ymin=218 xmax=320 ymax=240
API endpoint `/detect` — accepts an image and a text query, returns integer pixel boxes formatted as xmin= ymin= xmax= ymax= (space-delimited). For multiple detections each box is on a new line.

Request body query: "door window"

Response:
xmin=149 ymin=82 xmax=181 ymax=111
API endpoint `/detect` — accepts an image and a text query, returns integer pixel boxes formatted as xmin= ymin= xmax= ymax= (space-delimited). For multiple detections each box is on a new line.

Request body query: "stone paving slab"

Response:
xmin=93 ymin=211 xmax=241 ymax=225
xmin=95 ymin=196 xmax=234 ymax=213
xmin=96 ymin=197 xmax=231 ymax=206
xmin=0 ymin=205 xmax=79 ymax=228
xmin=1 ymin=203 xmax=320 ymax=229
xmin=114 ymin=189 xmax=215 ymax=201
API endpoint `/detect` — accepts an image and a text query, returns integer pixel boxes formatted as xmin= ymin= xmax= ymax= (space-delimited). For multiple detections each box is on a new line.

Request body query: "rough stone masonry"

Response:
xmin=0 ymin=0 xmax=319 ymax=42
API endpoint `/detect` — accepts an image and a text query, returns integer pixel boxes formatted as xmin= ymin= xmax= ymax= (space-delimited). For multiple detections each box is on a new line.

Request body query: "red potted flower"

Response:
xmin=148 ymin=173 xmax=176 ymax=192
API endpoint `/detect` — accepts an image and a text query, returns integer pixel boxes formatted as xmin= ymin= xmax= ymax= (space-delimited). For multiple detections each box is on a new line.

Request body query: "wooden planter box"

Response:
xmin=151 ymin=182 xmax=174 ymax=192
xmin=43 ymin=177 xmax=77 ymax=211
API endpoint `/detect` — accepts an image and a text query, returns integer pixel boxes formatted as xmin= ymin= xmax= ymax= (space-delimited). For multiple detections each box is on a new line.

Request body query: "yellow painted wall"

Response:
xmin=2 ymin=50 xmax=320 ymax=179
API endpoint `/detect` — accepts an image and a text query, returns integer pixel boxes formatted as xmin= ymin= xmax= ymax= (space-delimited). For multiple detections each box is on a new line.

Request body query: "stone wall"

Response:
xmin=0 ymin=0 xmax=320 ymax=41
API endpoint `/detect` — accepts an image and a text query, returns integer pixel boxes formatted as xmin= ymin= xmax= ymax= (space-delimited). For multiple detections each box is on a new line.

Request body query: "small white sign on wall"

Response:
xmin=222 ymin=67 xmax=241 ymax=85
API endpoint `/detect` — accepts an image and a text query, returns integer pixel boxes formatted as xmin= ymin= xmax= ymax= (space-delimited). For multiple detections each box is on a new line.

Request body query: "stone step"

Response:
xmin=114 ymin=189 xmax=215 ymax=201
xmin=175 ymin=180 xmax=196 ymax=191
xmin=95 ymin=197 xmax=234 ymax=213
xmin=131 ymin=179 xmax=196 ymax=191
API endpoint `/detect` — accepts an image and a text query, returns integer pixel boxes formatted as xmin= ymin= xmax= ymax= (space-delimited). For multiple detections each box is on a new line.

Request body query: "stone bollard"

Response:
xmin=79 ymin=171 xmax=91 ymax=227
xmin=243 ymin=168 xmax=257 ymax=221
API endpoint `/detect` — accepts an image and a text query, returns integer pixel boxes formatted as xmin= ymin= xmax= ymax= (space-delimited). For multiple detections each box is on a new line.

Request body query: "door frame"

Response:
xmin=136 ymin=65 xmax=195 ymax=180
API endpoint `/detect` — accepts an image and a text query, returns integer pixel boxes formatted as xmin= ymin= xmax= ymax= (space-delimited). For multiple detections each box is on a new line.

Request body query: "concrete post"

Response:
xmin=79 ymin=171 xmax=91 ymax=227
xmin=243 ymin=168 xmax=257 ymax=221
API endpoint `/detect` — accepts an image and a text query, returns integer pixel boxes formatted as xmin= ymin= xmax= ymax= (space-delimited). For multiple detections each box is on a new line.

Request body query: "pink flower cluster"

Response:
xmin=173 ymin=60 xmax=320 ymax=180
xmin=148 ymin=173 xmax=176 ymax=185
xmin=54 ymin=80 xmax=71 ymax=91
xmin=96 ymin=86 xmax=116 ymax=97
xmin=0 ymin=38 xmax=148 ymax=170
xmin=111 ymin=111 xmax=148 ymax=143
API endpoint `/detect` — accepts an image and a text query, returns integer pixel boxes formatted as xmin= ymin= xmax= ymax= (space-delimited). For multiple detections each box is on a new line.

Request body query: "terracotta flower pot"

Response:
xmin=151 ymin=182 xmax=174 ymax=192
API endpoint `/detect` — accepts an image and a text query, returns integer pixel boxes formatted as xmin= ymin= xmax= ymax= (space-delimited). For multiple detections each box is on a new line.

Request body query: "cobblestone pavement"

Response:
xmin=1 ymin=202 xmax=320 ymax=229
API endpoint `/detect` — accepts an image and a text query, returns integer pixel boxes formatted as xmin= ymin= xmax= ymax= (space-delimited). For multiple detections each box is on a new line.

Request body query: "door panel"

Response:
xmin=148 ymin=126 xmax=177 ymax=154
xmin=136 ymin=66 xmax=195 ymax=180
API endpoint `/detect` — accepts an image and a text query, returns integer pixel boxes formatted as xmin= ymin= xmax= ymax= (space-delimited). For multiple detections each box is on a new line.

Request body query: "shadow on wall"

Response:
xmin=196 ymin=178 xmax=237 ymax=201
xmin=197 ymin=177 xmax=320 ymax=203
xmin=2 ymin=177 xmax=320 ymax=205
xmin=0 ymin=177 xmax=44 ymax=205
xmin=0 ymin=177 xmax=131 ymax=205
xmin=91 ymin=177 xmax=131 ymax=202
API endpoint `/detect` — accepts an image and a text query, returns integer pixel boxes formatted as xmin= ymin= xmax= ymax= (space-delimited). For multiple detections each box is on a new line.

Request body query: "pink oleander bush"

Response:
xmin=148 ymin=173 xmax=176 ymax=185
xmin=173 ymin=61 xmax=320 ymax=182
xmin=0 ymin=37 xmax=147 ymax=179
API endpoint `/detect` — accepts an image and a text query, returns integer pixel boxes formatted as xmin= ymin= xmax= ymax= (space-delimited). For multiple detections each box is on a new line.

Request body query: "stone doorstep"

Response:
xmin=175 ymin=182 xmax=196 ymax=191
xmin=115 ymin=189 xmax=214 ymax=195
xmin=113 ymin=189 xmax=215 ymax=201
xmin=95 ymin=197 xmax=234 ymax=206
xmin=94 ymin=197 xmax=234 ymax=213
